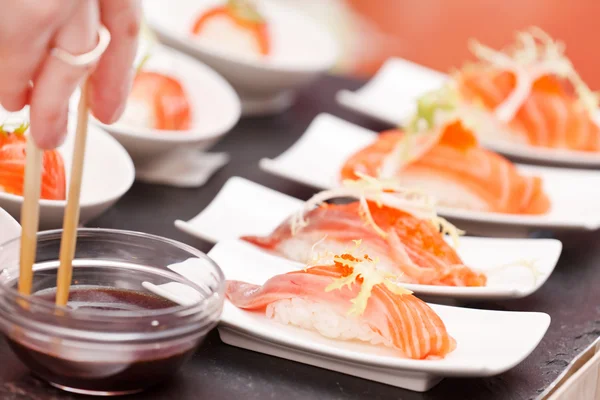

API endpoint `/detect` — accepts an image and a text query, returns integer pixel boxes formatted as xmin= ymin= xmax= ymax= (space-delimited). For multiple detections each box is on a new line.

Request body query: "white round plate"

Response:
xmin=143 ymin=0 xmax=338 ymax=115
xmin=87 ymin=43 xmax=241 ymax=165
xmin=0 ymin=117 xmax=135 ymax=230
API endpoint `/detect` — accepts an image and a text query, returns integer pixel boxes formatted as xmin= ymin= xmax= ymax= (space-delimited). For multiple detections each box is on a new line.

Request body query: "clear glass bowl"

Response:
xmin=0 ymin=228 xmax=225 ymax=396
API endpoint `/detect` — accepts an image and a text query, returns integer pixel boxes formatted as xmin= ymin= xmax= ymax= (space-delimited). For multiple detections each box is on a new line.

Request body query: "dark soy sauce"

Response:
xmin=41 ymin=286 xmax=179 ymax=311
xmin=7 ymin=287 xmax=196 ymax=394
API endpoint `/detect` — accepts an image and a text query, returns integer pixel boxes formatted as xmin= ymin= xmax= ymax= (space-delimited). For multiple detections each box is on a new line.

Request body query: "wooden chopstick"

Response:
xmin=55 ymin=82 xmax=90 ymax=307
xmin=18 ymin=139 xmax=43 ymax=296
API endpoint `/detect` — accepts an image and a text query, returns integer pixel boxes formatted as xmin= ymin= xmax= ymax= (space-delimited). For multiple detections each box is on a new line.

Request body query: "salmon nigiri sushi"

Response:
xmin=118 ymin=71 xmax=191 ymax=131
xmin=454 ymin=27 xmax=600 ymax=152
xmin=0 ymin=123 xmax=66 ymax=200
xmin=243 ymin=175 xmax=486 ymax=287
xmin=227 ymin=251 xmax=456 ymax=360
xmin=340 ymin=94 xmax=551 ymax=215
xmin=191 ymin=0 xmax=270 ymax=59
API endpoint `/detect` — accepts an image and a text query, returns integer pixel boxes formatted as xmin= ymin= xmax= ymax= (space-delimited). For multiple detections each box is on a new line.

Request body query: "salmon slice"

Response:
xmin=227 ymin=262 xmax=456 ymax=360
xmin=128 ymin=71 xmax=191 ymax=131
xmin=191 ymin=0 xmax=270 ymax=56
xmin=243 ymin=201 xmax=486 ymax=287
xmin=340 ymin=121 xmax=550 ymax=215
xmin=0 ymin=130 xmax=66 ymax=200
xmin=457 ymin=68 xmax=600 ymax=152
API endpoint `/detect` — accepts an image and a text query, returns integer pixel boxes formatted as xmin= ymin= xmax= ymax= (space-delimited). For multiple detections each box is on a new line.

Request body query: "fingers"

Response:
xmin=0 ymin=1 xmax=76 ymax=112
xmin=89 ymin=0 xmax=141 ymax=123
xmin=1 ymin=89 xmax=31 ymax=112
xmin=29 ymin=0 xmax=100 ymax=149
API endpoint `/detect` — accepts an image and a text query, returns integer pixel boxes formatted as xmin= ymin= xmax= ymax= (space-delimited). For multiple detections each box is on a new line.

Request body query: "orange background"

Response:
xmin=343 ymin=0 xmax=600 ymax=88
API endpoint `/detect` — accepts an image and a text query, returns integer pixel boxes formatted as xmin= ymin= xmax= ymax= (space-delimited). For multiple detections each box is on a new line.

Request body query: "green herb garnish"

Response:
xmin=407 ymin=85 xmax=459 ymax=134
xmin=227 ymin=0 xmax=264 ymax=23
xmin=135 ymin=52 xmax=152 ymax=75
xmin=0 ymin=121 xmax=29 ymax=136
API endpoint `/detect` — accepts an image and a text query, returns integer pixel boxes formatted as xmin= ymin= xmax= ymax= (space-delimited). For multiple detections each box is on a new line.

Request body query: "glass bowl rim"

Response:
xmin=0 ymin=228 xmax=226 ymax=320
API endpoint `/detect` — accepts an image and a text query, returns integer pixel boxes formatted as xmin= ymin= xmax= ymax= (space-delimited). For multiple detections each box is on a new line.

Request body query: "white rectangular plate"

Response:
xmin=258 ymin=113 xmax=600 ymax=235
xmin=207 ymin=240 xmax=551 ymax=391
xmin=0 ymin=207 xmax=20 ymax=245
xmin=336 ymin=57 xmax=600 ymax=167
xmin=175 ymin=177 xmax=562 ymax=300
xmin=336 ymin=57 xmax=447 ymax=126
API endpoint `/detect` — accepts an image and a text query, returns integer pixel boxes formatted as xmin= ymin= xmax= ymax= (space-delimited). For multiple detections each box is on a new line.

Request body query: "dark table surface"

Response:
xmin=1 ymin=74 xmax=599 ymax=400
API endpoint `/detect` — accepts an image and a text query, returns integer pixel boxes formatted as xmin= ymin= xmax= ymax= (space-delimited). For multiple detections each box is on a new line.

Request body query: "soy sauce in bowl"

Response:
xmin=0 ymin=229 xmax=225 ymax=396
xmin=6 ymin=287 xmax=197 ymax=395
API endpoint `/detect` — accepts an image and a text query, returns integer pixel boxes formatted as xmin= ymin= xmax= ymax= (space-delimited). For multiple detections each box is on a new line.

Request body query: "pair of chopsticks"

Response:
xmin=18 ymin=81 xmax=91 ymax=307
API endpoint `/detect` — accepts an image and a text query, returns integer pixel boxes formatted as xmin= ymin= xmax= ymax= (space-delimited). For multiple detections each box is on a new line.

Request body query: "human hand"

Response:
xmin=0 ymin=0 xmax=141 ymax=149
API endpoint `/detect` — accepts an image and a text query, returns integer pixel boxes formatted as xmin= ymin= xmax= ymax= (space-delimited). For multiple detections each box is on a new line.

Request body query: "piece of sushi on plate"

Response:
xmin=242 ymin=174 xmax=487 ymax=287
xmin=339 ymin=88 xmax=551 ymax=215
xmin=190 ymin=0 xmax=270 ymax=60
xmin=453 ymin=27 xmax=600 ymax=152
xmin=0 ymin=122 xmax=66 ymax=201
xmin=227 ymin=245 xmax=456 ymax=360
xmin=118 ymin=68 xmax=192 ymax=131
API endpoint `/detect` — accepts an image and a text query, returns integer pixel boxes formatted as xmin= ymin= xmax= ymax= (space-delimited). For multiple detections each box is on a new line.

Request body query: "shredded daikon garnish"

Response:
xmin=305 ymin=235 xmax=334 ymax=268
xmin=306 ymin=238 xmax=364 ymax=270
xmin=325 ymin=244 xmax=412 ymax=317
xmin=290 ymin=172 xmax=462 ymax=242
xmin=469 ymin=27 xmax=599 ymax=121
xmin=485 ymin=258 xmax=543 ymax=284
xmin=434 ymin=216 xmax=465 ymax=248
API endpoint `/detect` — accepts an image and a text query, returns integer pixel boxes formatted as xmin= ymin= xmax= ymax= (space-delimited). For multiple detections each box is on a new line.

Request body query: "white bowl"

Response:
xmin=0 ymin=119 xmax=135 ymax=230
xmin=88 ymin=43 xmax=241 ymax=165
xmin=143 ymin=0 xmax=339 ymax=115
xmin=0 ymin=208 xmax=20 ymax=244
